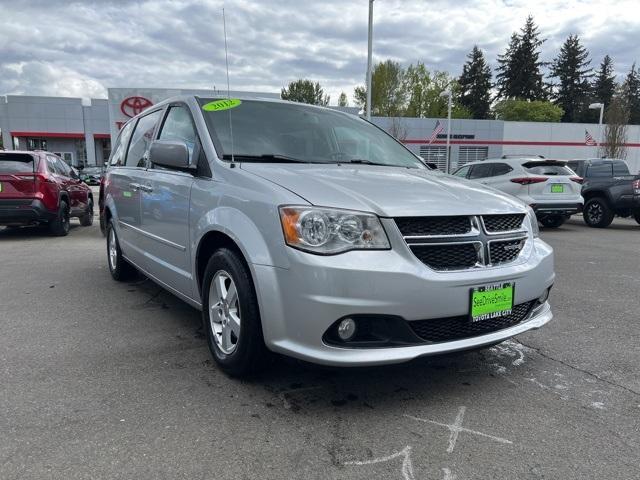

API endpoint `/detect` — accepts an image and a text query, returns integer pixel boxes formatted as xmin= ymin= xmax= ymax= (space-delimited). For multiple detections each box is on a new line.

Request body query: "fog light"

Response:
xmin=337 ymin=318 xmax=357 ymax=341
xmin=538 ymin=288 xmax=550 ymax=304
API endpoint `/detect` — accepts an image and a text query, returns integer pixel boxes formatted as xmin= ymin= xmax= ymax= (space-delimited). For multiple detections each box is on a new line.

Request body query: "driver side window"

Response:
xmin=158 ymin=105 xmax=198 ymax=163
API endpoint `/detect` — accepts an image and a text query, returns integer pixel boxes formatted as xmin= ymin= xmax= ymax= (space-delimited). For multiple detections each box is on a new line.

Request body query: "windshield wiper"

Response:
xmin=223 ymin=154 xmax=311 ymax=163
xmin=342 ymin=159 xmax=393 ymax=167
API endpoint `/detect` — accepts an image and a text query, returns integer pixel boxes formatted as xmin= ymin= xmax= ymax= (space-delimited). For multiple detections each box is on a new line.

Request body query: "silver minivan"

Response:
xmin=103 ymin=96 xmax=554 ymax=376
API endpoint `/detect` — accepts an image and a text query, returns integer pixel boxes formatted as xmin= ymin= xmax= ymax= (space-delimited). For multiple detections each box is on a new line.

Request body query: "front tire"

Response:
xmin=106 ymin=220 xmax=137 ymax=281
xmin=634 ymin=210 xmax=640 ymax=225
xmin=49 ymin=200 xmax=70 ymax=236
xmin=202 ymin=248 xmax=268 ymax=377
xmin=584 ymin=197 xmax=614 ymax=228
xmin=540 ymin=215 xmax=565 ymax=228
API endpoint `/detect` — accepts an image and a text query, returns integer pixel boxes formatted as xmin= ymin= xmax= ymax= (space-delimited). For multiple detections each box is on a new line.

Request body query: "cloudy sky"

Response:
xmin=1 ymin=0 xmax=639 ymax=104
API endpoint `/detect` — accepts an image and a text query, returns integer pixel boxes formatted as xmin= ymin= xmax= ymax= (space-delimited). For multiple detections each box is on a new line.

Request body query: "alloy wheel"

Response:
xmin=108 ymin=229 xmax=118 ymax=271
xmin=587 ymin=202 xmax=603 ymax=224
xmin=208 ymin=270 xmax=241 ymax=355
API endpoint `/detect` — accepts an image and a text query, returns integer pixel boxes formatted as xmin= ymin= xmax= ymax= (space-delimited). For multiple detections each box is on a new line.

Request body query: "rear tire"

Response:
xmin=634 ymin=210 xmax=640 ymax=225
xmin=48 ymin=200 xmax=70 ymax=236
xmin=202 ymin=248 xmax=268 ymax=377
xmin=540 ymin=215 xmax=565 ymax=228
xmin=583 ymin=197 xmax=614 ymax=228
xmin=106 ymin=219 xmax=137 ymax=281
xmin=80 ymin=198 xmax=94 ymax=227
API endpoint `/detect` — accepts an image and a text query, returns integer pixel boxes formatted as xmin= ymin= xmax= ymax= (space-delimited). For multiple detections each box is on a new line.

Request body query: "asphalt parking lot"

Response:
xmin=1 ymin=217 xmax=639 ymax=480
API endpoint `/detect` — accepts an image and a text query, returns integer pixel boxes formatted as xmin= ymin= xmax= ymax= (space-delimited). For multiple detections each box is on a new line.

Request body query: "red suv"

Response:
xmin=0 ymin=150 xmax=94 ymax=236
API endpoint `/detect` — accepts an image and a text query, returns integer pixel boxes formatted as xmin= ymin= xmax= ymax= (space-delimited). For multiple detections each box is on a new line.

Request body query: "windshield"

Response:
xmin=198 ymin=98 xmax=425 ymax=168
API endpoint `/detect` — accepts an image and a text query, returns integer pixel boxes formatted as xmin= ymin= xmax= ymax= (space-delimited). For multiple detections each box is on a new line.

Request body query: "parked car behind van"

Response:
xmin=102 ymin=96 xmax=555 ymax=376
xmin=567 ymin=158 xmax=640 ymax=228
xmin=453 ymin=157 xmax=584 ymax=228
xmin=0 ymin=150 xmax=94 ymax=235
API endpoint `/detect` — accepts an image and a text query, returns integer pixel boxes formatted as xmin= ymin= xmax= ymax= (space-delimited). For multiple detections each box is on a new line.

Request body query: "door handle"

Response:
xmin=129 ymin=182 xmax=141 ymax=191
xmin=139 ymin=184 xmax=153 ymax=193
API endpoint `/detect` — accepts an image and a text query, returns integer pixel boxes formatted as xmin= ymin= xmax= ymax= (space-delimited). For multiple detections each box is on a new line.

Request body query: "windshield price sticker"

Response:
xmin=470 ymin=282 xmax=514 ymax=322
xmin=202 ymin=99 xmax=242 ymax=112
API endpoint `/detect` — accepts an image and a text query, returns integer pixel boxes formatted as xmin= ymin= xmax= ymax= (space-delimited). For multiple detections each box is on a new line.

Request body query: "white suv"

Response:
xmin=453 ymin=157 xmax=584 ymax=228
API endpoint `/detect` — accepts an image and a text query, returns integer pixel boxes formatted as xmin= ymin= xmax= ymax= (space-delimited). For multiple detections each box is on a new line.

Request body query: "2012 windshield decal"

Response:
xmin=202 ymin=99 xmax=242 ymax=111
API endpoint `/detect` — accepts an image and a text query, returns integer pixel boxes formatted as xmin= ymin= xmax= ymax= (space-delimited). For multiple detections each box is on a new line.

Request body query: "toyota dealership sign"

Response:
xmin=107 ymin=88 xmax=279 ymax=140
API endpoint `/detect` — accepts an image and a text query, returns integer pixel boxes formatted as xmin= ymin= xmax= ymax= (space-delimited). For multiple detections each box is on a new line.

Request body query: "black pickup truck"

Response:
xmin=567 ymin=159 xmax=640 ymax=228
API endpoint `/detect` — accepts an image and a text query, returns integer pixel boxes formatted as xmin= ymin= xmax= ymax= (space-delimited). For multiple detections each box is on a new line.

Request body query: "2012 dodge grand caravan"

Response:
xmin=102 ymin=96 xmax=554 ymax=376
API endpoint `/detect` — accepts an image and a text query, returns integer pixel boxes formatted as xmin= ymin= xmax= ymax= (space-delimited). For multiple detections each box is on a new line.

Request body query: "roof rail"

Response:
xmin=501 ymin=154 xmax=545 ymax=159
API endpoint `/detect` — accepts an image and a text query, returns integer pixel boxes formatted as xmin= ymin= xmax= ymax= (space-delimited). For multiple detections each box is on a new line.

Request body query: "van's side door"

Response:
xmin=138 ymin=104 xmax=198 ymax=298
xmin=110 ymin=110 xmax=163 ymax=269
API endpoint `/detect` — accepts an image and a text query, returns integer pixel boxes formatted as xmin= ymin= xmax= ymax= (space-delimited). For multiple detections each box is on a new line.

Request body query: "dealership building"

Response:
xmin=2 ymin=88 xmax=640 ymax=173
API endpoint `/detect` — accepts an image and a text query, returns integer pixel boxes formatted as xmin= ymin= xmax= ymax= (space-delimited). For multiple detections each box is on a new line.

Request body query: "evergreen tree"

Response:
xmin=593 ymin=55 xmax=617 ymax=108
xmin=622 ymin=63 xmax=640 ymax=124
xmin=281 ymin=79 xmax=330 ymax=106
xmin=338 ymin=92 xmax=348 ymax=107
xmin=495 ymin=16 xmax=547 ymax=100
xmin=458 ymin=46 xmax=492 ymax=119
xmin=550 ymin=34 xmax=592 ymax=122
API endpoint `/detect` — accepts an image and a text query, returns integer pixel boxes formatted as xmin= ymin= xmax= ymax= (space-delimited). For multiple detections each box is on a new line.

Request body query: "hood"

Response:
xmin=241 ymin=163 xmax=526 ymax=217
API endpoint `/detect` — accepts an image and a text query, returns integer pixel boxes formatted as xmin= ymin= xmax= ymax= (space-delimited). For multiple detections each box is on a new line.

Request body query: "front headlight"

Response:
xmin=527 ymin=206 xmax=539 ymax=238
xmin=279 ymin=206 xmax=390 ymax=254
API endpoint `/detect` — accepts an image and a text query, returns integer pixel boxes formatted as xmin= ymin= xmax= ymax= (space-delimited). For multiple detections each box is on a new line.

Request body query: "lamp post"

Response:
xmin=366 ymin=0 xmax=374 ymax=120
xmin=440 ymin=89 xmax=453 ymax=173
xmin=589 ymin=102 xmax=604 ymax=154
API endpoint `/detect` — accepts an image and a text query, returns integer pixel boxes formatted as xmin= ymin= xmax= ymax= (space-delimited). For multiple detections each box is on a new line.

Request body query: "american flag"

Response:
xmin=585 ymin=130 xmax=597 ymax=146
xmin=428 ymin=120 xmax=444 ymax=144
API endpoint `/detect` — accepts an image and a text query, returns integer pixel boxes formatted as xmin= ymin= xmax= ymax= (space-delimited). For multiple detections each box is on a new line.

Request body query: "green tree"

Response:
xmin=550 ymin=34 xmax=592 ymax=122
xmin=494 ymin=99 xmax=563 ymax=122
xmin=496 ymin=16 xmax=547 ymax=100
xmin=593 ymin=55 xmax=617 ymax=108
xmin=281 ymin=79 xmax=330 ymax=106
xmin=622 ymin=63 xmax=640 ymax=124
xmin=354 ymin=60 xmax=406 ymax=116
xmin=402 ymin=63 xmax=471 ymax=118
xmin=337 ymin=92 xmax=348 ymax=107
xmin=458 ymin=46 xmax=492 ymax=119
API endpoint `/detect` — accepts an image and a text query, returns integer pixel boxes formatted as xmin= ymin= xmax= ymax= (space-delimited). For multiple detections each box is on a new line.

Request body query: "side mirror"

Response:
xmin=149 ymin=140 xmax=193 ymax=171
xmin=425 ymin=162 xmax=439 ymax=170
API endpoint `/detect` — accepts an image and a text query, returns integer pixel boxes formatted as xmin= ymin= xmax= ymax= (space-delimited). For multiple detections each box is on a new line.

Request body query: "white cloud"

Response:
xmin=1 ymin=0 xmax=639 ymax=104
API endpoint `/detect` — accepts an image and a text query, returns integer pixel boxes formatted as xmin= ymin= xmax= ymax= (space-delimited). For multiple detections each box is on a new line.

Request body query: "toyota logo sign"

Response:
xmin=120 ymin=96 xmax=153 ymax=118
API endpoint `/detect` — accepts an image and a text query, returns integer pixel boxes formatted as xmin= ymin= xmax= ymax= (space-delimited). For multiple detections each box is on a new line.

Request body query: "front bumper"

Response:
xmin=254 ymin=230 xmax=555 ymax=366
xmin=0 ymin=199 xmax=55 ymax=226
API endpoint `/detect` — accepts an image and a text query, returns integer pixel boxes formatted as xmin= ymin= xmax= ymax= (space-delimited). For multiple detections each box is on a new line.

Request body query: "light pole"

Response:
xmin=366 ymin=0 xmax=374 ymax=120
xmin=589 ymin=102 xmax=605 ymax=155
xmin=440 ymin=89 xmax=453 ymax=173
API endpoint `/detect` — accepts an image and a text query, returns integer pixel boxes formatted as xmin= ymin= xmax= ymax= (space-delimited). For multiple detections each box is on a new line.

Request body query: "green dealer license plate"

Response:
xmin=551 ymin=184 xmax=564 ymax=193
xmin=470 ymin=282 xmax=514 ymax=322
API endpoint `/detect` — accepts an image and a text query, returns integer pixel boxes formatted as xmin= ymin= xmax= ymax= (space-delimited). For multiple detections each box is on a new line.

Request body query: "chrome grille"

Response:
xmin=395 ymin=216 xmax=471 ymax=237
xmin=409 ymin=301 xmax=537 ymax=343
xmin=395 ymin=214 xmax=528 ymax=271
xmin=483 ymin=214 xmax=525 ymax=233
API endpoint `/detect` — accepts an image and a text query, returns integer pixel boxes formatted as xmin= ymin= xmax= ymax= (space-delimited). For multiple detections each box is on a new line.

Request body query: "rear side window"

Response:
xmin=46 ymin=156 xmax=64 ymax=175
xmin=453 ymin=165 xmax=470 ymax=178
xmin=523 ymin=161 xmax=574 ymax=176
xmin=586 ymin=162 xmax=613 ymax=178
xmin=126 ymin=110 xmax=162 ymax=168
xmin=468 ymin=163 xmax=493 ymax=179
xmin=0 ymin=153 xmax=36 ymax=173
xmin=612 ymin=161 xmax=630 ymax=175
xmin=110 ymin=121 xmax=136 ymax=167
xmin=158 ymin=106 xmax=198 ymax=162
xmin=492 ymin=163 xmax=513 ymax=176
